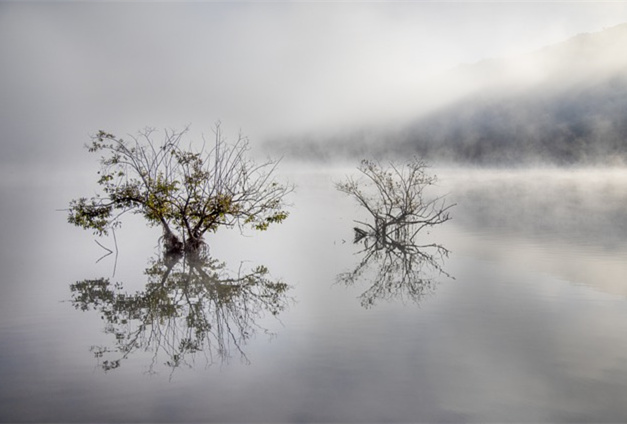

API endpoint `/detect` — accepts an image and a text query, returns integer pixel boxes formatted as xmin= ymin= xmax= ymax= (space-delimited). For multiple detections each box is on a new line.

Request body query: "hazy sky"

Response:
xmin=2 ymin=1 xmax=627 ymax=171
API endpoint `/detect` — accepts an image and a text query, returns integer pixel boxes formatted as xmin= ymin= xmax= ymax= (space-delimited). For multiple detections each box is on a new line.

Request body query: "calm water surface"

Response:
xmin=1 ymin=165 xmax=627 ymax=422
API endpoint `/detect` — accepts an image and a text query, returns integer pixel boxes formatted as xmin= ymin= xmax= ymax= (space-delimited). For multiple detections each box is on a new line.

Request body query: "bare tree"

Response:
xmin=336 ymin=158 xmax=454 ymax=307
xmin=68 ymin=123 xmax=292 ymax=253
xmin=336 ymin=159 xmax=453 ymax=242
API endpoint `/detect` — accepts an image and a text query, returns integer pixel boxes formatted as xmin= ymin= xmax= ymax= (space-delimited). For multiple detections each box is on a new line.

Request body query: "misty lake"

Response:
xmin=2 ymin=164 xmax=627 ymax=422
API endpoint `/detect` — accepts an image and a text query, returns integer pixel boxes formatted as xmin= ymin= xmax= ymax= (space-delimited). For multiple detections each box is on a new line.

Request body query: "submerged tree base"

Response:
xmin=163 ymin=232 xmax=184 ymax=255
xmin=162 ymin=232 xmax=206 ymax=256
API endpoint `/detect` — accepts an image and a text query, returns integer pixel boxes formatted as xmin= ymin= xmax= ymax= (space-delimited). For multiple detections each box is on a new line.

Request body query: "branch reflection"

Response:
xmin=338 ymin=223 xmax=452 ymax=308
xmin=70 ymin=250 xmax=291 ymax=373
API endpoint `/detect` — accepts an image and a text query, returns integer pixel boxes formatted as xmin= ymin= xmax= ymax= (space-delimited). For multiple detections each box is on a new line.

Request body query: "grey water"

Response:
xmin=2 ymin=164 xmax=627 ymax=423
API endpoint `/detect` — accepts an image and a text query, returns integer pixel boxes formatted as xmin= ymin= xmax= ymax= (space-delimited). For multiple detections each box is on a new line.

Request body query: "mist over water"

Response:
xmin=441 ymin=167 xmax=627 ymax=244
xmin=438 ymin=166 xmax=627 ymax=299
xmin=3 ymin=2 xmax=627 ymax=422
xmin=3 ymin=164 xmax=627 ymax=422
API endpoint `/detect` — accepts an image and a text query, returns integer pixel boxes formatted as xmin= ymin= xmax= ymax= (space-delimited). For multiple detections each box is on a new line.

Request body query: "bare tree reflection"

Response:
xmin=338 ymin=229 xmax=452 ymax=308
xmin=337 ymin=159 xmax=453 ymax=308
xmin=70 ymin=250 xmax=290 ymax=373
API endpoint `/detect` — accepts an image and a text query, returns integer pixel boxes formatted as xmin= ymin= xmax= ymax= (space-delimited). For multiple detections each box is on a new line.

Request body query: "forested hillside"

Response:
xmin=270 ymin=23 xmax=627 ymax=165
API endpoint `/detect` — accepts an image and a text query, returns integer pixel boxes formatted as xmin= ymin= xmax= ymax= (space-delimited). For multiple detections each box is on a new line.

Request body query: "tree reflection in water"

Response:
xmin=70 ymin=249 xmax=290 ymax=373
xmin=338 ymin=224 xmax=452 ymax=308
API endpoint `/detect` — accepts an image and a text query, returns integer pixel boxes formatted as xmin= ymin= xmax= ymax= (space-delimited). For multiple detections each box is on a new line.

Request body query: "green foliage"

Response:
xmin=67 ymin=198 xmax=113 ymax=236
xmin=68 ymin=124 xmax=292 ymax=250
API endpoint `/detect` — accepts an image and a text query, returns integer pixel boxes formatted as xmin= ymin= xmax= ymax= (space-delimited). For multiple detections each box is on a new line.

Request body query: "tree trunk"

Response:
xmin=162 ymin=226 xmax=184 ymax=254
xmin=184 ymin=235 xmax=204 ymax=253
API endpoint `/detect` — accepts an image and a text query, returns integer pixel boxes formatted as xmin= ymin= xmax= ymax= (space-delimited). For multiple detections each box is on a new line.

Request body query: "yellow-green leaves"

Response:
xmin=67 ymin=197 xmax=113 ymax=236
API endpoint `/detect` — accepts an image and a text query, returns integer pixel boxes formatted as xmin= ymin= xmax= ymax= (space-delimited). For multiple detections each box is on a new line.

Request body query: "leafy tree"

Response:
xmin=68 ymin=124 xmax=292 ymax=252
